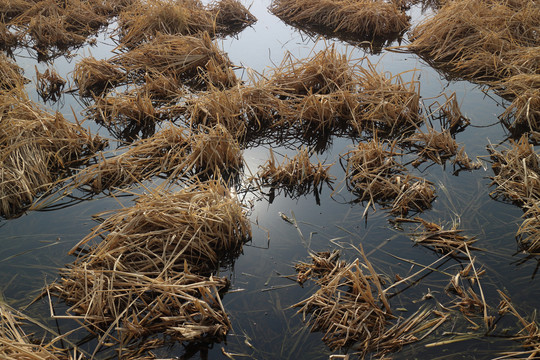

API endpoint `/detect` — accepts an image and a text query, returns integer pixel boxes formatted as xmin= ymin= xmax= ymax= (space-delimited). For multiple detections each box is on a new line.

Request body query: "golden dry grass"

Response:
xmin=293 ymin=250 xmax=447 ymax=356
xmin=257 ymin=147 xmax=334 ymax=190
xmin=270 ymin=0 xmax=409 ymax=40
xmin=344 ymin=139 xmax=435 ymax=215
xmin=35 ymin=65 xmax=65 ymax=102
xmin=73 ymin=56 xmax=126 ymax=96
xmin=0 ymin=53 xmax=26 ymax=90
xmin=0 ymin=92 xmax=104 ymax=218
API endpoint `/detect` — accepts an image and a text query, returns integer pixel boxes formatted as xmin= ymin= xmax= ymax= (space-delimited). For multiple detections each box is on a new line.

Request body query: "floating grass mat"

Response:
xmin=408 ymin=0 xmax=540 ymax=81
xmin=0 ymin=300 xmax=84 ymax=359
xmin=293 ymin=250 xmax=447 ymax=356
xmin=35 ymin=65 xmax=66 ymax=102
xmin=111 ymin=32 xmax=239 ymax=90
xmin=75 ymin=125 xmax=191 ymax=193
xmin=0 ymin=22 xmax=19 ymax=50
xmin=517 ymin=203 xmax=540 ymax=254
xmin=256 ymin=147 xmax=334 ymax=193
xmin=0 ymin=92 xmax=104 ymax=218
xmin=269 ymin=0 xmax=409 ymax=41
xmin=116 ymin=0 xmax=256 ymax=47
xmin=404 ymin=126 xmax=480 ymax=170
xmin=343 ymin=138 xmax=435 ymax=215
xmin=488 ymin=135 xmax=540 ymax=205
xmin=73 ymin=56 xmax=126 ymax=96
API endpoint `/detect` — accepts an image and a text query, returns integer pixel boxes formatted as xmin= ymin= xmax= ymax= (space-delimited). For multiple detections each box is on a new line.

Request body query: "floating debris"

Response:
xmin=73 ymin=56 xmax=126 ymax=96
xmin=0 ymin=53 xmax=27 ymax=90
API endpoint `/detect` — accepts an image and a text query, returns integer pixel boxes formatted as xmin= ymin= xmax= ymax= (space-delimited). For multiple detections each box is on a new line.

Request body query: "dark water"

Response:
xmin=1 ymin=1 xmax=537 ymax=359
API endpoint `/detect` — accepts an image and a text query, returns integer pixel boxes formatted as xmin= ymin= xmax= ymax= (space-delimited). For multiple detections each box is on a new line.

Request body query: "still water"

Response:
xmin=1 ymin=1 xmax=537 ymax=359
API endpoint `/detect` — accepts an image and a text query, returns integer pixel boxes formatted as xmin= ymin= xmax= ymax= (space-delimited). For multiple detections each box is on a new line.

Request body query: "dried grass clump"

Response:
xmin=14 ymin=0 xmax=109 ymax=51
xmin=257 ymin=147 xmax=334 ymax=190
xmin=117 ymin=0 xmax=210 ymax=46
xmin=51 ymin=265 xmax=232 ymax=345
xmin=496 ymin=291 xmax=540 ymax=359
xmin=344 ymin=139 xmax=435 ymax=215
xmin=210 ymin=0 xmax=257 ymax=33
xmin=73 ymin=56 xmax=126 ymax=96
xmin=70 ymin=181 xmax=251 ymax=274
xmin=354 ymin=64 xmax=421 ymax=135
xmin=0 ymin=53 xmax=26 ymax=90
xmin=408 ymin=0 xmax=540 ymax=81
xmin=403 ymin=217 xmax=479 ymax=256
xmin=269 ymin=47 xmax=357 ymax=95
xmin=270 ymin=0 xmax=409 ymax=40
xmin=111 ymin=33 xmax=238 ymax=89
xmin=405 ymin=126 xmax=480 ymax=170
xmin=293 ymin=250 xmax=445 ymax=356
xmin=187 ymin=124 xmax=244 ymax=177
xmin=188 ymin=82 xmax=281 ymax=139
xmin=0 ymin=93 xmax=104 ymax=218
xmin=488 ymin=135 xmax=540 ymax=204
xmin=428 ymin=92 xmax=471 ymax=135
xmin=35 ymin=65 xmax=66 ymax=102
xmin=75 ymin=125 xmax=190 ymax=192
xmin=88 ymin=91 xmax=159 ymax=129
xmin=498 ymin=74 xmax=540 ymax=132
xmin=0 ymin=22 xmax=19 ymax=49
xmin=0 ymin=301 xmax=81 ymax=359
xmin=517 ymin=203 xmax=540 ymax=254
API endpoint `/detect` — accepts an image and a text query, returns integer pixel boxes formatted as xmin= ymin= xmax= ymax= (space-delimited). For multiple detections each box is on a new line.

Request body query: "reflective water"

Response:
xmin=1 ymin=1 xmax=537 ymax=359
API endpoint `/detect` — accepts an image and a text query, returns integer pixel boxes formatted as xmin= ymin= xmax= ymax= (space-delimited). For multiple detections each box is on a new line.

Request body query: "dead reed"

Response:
xmin=498 ymin=74 xmax=540 ymax=132
xmin=72 ymin=180 xmax=251 ymax=271
xmin=517 ymin=203 xmax=540 ymax=254
xmin=488 ymin=135 xmax=540 ymax=204
xmin=344 ymin=139 xmax=435 ymax=215
xmin=401 ymin=217 xmax=479 ymax=256
xmin=186 ymin=124 xmax=244 ymax=177
xmin=270 ymin=0 xmax=410 ymax=40
xmin=256 ymin=147 xmax=334 ymax=191
xmin=117 ymin=0 xmax=256 ymax=47
xmin=111 ymin=32 xmax=239 ymax=89
xmin=294 ymin=250 xmax=447 ymax=356
xmin=0 ymin=53 xmax=27 ymax=90
xmin=73 ymin=56 xmax=126 ymax=96
xmin=408 ymin=0 xmax=540 ymax=81
xmin=0 ymin=300 xmax=81 ymax=359
xmin=35 ymin=65 xmax=66 ymax=102
xmin=405 ymin=126 xmax=480 ymax=170
xmin=75 ymin=125 xmax=190 ymax=193
xmin=0 ymin=92 xmax=104 ymax=217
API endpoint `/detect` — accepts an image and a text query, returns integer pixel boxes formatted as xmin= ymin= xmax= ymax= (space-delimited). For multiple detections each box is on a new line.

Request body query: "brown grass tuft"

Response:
xmin=73 ymin=56 xmax=126 ymax=96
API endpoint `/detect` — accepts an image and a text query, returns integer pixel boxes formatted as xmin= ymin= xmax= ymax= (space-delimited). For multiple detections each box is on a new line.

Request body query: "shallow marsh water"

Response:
xmin=1 ymin=1 xmax=538 ymax=359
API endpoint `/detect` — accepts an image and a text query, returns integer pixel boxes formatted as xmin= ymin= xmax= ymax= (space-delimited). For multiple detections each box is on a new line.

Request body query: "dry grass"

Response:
xmin=498 ymin=74 xmax=540 ymax=132
xmin=186 ymin=124 xmax=244 ymax=177
xmin=344 ymin=138 xmax=435 ymax=215
xmin=256 ymin=147 xmax=334 ymax=191
xmin=70 ymin=180 xmax=250 ymax=275
xmin=293 ymin=250 xmax=447 ymax=356
xmin=399 ymin=217 xmax=479 ymax=256
xmin=270 ymin=0 xmax=409 ymax=40
xmin=0 ymin=300 xmax=82 ymax=359
xmin=73 ymin=56 xmax=126 ymax=96
xmin=35 ymin=65 xmax=66 ymax=102
xmin=0 ymin=53 xmax=26 ymax=90
xmin=517 ymin=203 xmax=540 ymax=254
xmin=111 ymin=32 xmax=239 ymax=90
xmin=75 ymin=125 xmax=190 ymax=193
xmin=0 ymin=92 xmax=104 ymax=218
xmin=405 ymin=126 xmax=480 ymax=170
xmin=488 ymin=135 xmax=540 ymax=204
xmin=116 ymin=0 xmax=256 ymax=47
